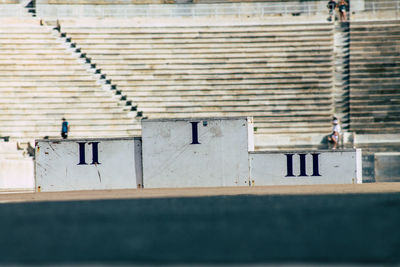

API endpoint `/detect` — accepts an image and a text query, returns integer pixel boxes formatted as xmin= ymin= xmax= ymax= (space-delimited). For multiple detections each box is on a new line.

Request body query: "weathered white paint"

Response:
xmin=142 ymin=117 xmax=254 ymax=188
xmin=0 ymin=159 xmax=35 ymax=191
xmin=249 ymin=149 xmax=362 ymax=185
xmin=35 ymin=137 xmax=142 ymax=192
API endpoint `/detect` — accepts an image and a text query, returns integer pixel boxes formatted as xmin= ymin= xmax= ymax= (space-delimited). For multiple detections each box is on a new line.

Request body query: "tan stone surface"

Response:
xmin=1 ymin=182 xmax=400 ymax=203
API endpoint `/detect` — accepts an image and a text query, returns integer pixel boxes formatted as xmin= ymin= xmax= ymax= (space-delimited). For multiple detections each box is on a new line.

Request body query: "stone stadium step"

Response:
xmin=350 ymin=105 xmax=400 ymax=112
xmin=350 ymin=71 xmax=400 ymax=78
xmin=0 ymin=34 xmax=55 ymax=39
xmin=0 ymin=71 xmax=96 ymax=76
xmin=350 ymin=30 xmax=400 ymax=36
xmin=350 ymin=53 xmax=400 ymax=59
xmin=120 ymin=84 xmax=333 ymax=92
xmin=107 ymin=72 xmax=333 ymax=81
xmin=0 ymin=77 xmax=97 ymax=83
xmin=0 ymin=59 xmax=84 ymax=65
xmin=0 ymin=65 xmax=87 ymax=71
xmin=88 ymin=52 xmax=334 ymax=60
xmin=0 ymin=127 xmax=141 ymax=137
xmin=350 ymin=117 xmax=400 ymax=125
xmin=92 ymin=55 xmax=333 ymax=64
xmin=1 ymin=93 xmax=114 ymax=99
xmin=67 ymin=28 xmax=333 ymax=35
xmin=0 ymin=37 xmax=61 ymax=42
xmin=66 ymin=33 xmax=333 ymax=41
xmin=0 ymin=54 xmax=79 ymax=60
xmin=62 ymin=24 xmax=333 ymax=34
xmin=111 ymin=77 xmax=332 ymax=86
xmin=136 ymin=98 xmax=332 ymax=108
xmin=0 ymin=106 xmax=125 ymax=114
xmin=349 ymin=88 xmax=399 ymax=95
xmin=349 ymin=94 xmax=400 ymax=101
xmin=137 ymin=104 xmax=332 ymax=113
xmin=123 ymin=90 xmax=332 ymax=99
xmin=129 ymin=94 xmax=331 ymax=102
xmin=349 ymin=38 xmax=400 ymax=45
xmin=0 ymin=112 xmax=138 ymax=120
xmin=349 ymin=35 xmax=400 ymax=42
xmin=141 ymin=110 xmax=332 ymax=118
xmin=92 ymin=57 xmax=333 ymax=65
xmin=350 ymin=77 xmax=400 ymax=84
xmin=1 ymin=124 xmax=140 ymax=132
xmin=0 ymin=102 xmax=123 ymax=109
xmin=78 ymin=47 xmax=333 ymax=55
xmin=0 ymin=30 xmax=50 ymax=35
xmin=349 ymin=126 xmax=400 ymax=134
xmin=76 ymin=42 xmax=332 ymax=50
xmin=350 ymin=56 xmax=400 ymax=63
xmin=0 ymin=49 xmax=71 ymax=55
xmin=349 ymin=66 xmax=400 ymax=74
xmin=98 ymin=62 xmax=334 ymax=71
xmin=0 ymin=89 xmax=114 ymax=97
xmin=0 ymin=97 xmax=122 ymax=104
xmin=253 ymin=115 xmax=332 ymax=123
xmin=103 ymin=67 xmax=333 ymax=76
xmin=1 ymin=118 xmax=138 ymax=127
xmin=1 ymin=130 xmax=141 ymax=140
xmin=71 ymin=35 xmax=333 ymax=44
xmin=349 ymin=45 xmax=400 ymax=53
xmin=0 ymin=81 xmax=99 ymax=86
xmin=63 ymin=27 xmax=333 ymax=35
xmin=254 ymin=126 xmax=330 ymax=134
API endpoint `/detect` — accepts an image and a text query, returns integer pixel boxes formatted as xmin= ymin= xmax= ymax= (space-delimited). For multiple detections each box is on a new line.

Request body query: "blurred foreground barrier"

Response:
xmin=35 ymin=138 xmax=142 ymax=192
xmin=142 ymin=117 xmax=254 ymax=188
xmin=249 ymin=150 xmax=362 ymax=185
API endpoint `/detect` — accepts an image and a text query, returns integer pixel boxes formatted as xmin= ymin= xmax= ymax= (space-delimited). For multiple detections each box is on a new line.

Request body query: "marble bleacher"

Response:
xmin=61 ymin=21 xmax=335 ymax=145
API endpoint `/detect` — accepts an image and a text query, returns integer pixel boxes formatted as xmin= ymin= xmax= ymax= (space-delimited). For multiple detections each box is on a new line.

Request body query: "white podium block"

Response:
xmin=142 ymin=117 xmax=254 ymax=188
xmin=249 ymin=149 xmax=362 ymax=185
xmin=35 ymin=137 xmax=142 ymax=192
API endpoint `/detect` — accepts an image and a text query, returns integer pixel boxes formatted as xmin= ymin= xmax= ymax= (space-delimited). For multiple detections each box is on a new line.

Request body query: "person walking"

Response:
xmin=61 ymin=117 xmax=70 ymax=139
xmin=327 ymin=0 xmax=337 ymax=21
xmin=338 ymin=0 xmax=348 ymax=22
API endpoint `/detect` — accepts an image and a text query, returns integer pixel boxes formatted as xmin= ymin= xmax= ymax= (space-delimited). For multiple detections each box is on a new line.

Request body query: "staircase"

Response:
xmin=333 ymin=22 xmax=350 ymax=131
xmin=60 ymin=20 xmax=336 ymax=150
xmin=349 ymin=20 xmax=400 ymax=182
xmin=0 ymin=19 xmax=141 ymax=142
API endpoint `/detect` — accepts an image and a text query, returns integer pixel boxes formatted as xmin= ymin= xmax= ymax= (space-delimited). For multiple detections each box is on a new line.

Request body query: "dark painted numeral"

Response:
xmin=285 ymin=154 xmax=294 ymax=177
xmin=190 ymin=122 xmax=200 ymax=144
xmin=77 ymin=142 xmax=101 ymax=165
xmin=312 ymin=153 xmax=321 ymax=176
xmin=285 ymin=153 xmax=321 ymax=177
xmin=77 ymin=142 xmax=87 ymax=165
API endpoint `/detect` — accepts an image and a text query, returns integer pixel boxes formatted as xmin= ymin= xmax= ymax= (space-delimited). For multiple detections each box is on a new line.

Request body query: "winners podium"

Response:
xmin=35 ymin=117 xmax=362 ymax=192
